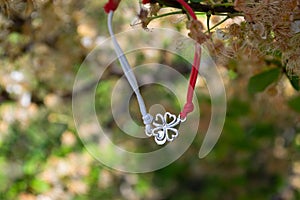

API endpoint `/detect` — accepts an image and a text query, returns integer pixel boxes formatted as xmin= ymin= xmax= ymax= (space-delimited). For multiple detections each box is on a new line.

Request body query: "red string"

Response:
xmin=104 ymin=0 xmax=121 ymax=13
xmin=176 ymin=0 xmax=201 ymax=119
xmin=180 ymin=45 xmax=201 ymax=119
xmin=176 ymin=0 xmax=197 ymax=20
xmin=142 ymin=0 xmax=151 ymax=4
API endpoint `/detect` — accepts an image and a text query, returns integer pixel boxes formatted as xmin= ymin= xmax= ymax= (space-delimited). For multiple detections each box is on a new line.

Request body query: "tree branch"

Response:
xmin=152 ymin=0 xmax=240 ymax=15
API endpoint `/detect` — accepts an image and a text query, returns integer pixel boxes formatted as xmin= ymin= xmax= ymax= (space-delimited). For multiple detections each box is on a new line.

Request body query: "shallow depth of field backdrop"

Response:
xmin=0 ymin=0 xmax=300 ymax=199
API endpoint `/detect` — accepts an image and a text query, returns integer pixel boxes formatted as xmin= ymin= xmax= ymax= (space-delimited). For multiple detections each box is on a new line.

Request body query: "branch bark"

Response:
xmin=152 ymin=0 xmax=239 ymax=15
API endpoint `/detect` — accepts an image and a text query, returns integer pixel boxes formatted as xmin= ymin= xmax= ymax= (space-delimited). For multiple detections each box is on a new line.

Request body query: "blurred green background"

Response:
xmin=0 ymin=0 xmax=300 ymax=199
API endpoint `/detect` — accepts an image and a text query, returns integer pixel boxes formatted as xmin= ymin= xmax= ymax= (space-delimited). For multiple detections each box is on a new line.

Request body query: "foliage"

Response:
xmin=141 ymin=0 xmax=300 ymax=86
xmin=248 ymin=68 xmax=281 ymax=94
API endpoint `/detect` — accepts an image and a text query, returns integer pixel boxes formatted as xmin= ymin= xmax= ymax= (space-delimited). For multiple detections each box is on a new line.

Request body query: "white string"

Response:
xmin=107 ymin=11 xmax=186 ymax=145
xmin=107 ymin=11 xmax=153 ymax=126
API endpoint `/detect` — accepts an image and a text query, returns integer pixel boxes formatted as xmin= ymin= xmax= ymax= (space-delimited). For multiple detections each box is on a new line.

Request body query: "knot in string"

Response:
xmin=142 ymin=113 xmax=153 ymax=125
xmin=180 ymin=102 xmax=194 ymax=119
xmin=143 ymin=113 xmax=153 ymax=136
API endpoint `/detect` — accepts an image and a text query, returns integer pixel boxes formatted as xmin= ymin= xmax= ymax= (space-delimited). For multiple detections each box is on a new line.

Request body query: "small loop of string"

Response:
xmin=143 ymin=113 xmax=153 ymax=136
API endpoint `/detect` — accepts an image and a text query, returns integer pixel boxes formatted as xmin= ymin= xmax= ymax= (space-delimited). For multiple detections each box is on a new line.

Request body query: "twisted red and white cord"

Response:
xmin=105 ymin=0 xmax=201 ymax=145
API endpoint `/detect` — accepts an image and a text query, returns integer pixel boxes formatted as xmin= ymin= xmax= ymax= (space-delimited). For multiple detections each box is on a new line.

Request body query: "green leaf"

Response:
xmin=228 ymin=69 xmax=238 ymax=80
xmin=30 ymin=179 xmax=50 ymax=193
xmin=136 ymin=178 xmax=150 ymax=196
xmin=227 ymin=99 xmax=250 ymax=118
xmin=8 ymin=32 xmax=23 ymax=44
xmin=287 ymin=74 xmax=300 ymax=91
xmin=288 ymin=96 xmax=300 ymax=113
xmin=248 ymin=68 xmax=281 ymax=94
xmin=190 ymin=0 xmax=204 ymax=2
xmin=248 ymin=123 xmax=275 ymax=138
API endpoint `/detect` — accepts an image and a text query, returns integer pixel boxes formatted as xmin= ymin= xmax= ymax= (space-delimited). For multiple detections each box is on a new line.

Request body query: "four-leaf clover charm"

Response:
xmin=150 ymin=112 xmax=184 ymax=145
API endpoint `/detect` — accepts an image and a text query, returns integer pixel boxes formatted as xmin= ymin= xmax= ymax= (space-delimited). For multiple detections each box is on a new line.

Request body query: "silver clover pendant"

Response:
xmin=145 ymin=112 xmax=185 ymax=145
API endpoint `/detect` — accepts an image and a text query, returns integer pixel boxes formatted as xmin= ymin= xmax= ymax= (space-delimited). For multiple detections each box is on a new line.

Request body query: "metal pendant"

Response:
xmin=145 ymin=112 xmax=185 ymax=145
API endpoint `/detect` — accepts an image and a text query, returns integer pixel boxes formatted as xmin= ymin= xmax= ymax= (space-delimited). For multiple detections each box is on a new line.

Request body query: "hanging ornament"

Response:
xmin=104 ymin=0 xmax=201 ymax=145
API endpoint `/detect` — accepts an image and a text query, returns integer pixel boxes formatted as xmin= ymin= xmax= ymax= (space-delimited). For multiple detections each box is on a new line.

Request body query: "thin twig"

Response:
xmin=148 ymin=11 xmax=183 ymax=21
xmin=205 ymin=16 xmax=230 ymax=33
xmin=207 ymin=12 xmax=211 ymax=34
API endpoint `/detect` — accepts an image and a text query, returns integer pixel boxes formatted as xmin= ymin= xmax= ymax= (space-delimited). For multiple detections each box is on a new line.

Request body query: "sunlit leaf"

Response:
xmin=8 ymin=32 xmax=23 ymax=44
xmin=228 ymin=69 xmax=238 ymax=80
xmin=30 ymin=179 xmax=50 ymax=193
